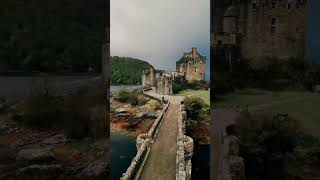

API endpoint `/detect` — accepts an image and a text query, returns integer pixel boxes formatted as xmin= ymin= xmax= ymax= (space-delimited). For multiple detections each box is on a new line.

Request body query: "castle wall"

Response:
xmin=213 ymin=0 xmax=307 ymax=62
xmin=185 ymin=62 xmax=206 ymax=81
xmin=241 ymin=1 xmax=307 ymax=61
xmin=142 ymin=68 xmax=155 ymax=87
xmin=156 ymin=76 xmax=173 ymax=95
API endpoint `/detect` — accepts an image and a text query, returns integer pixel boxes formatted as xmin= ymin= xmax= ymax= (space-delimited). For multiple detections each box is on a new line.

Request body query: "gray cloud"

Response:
xmin=111 ymin=0 xmax=210 ymax=70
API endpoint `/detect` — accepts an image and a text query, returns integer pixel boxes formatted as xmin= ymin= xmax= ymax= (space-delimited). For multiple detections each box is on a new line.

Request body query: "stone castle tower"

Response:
xmin=176 ymin=47 xmax=206 ymax=81
xmin=142 ymin=68 xmax=155 ymax=87
xmin=212 ymin=0 xmax=307 ymax=62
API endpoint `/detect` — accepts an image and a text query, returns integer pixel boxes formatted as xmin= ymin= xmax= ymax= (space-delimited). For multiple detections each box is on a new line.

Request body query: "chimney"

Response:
xmin=192 ymin=47 xmax=197 ymax=58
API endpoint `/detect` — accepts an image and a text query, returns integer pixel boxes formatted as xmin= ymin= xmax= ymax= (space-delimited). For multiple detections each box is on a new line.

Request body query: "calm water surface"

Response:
xmin=110 ymin=85 xmax=140 ymax=179
xmin=110 ymin=132 xmax=136 ymax=180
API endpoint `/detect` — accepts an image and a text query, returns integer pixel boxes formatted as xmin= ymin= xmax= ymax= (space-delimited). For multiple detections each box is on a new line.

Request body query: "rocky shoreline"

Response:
xmin=110 ymin=97 xmax=161 ymax=137
xmin=0 ymin=100 xmax=108 ymax=180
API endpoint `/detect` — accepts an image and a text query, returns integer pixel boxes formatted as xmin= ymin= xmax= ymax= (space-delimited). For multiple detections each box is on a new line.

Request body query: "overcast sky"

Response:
xmin=110 ymin=0 xmax=210 ymax=79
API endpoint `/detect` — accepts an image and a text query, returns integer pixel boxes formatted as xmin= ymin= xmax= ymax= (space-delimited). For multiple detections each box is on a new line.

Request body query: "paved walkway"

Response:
xmin=139 ymin=89 xmax=183 ymax=180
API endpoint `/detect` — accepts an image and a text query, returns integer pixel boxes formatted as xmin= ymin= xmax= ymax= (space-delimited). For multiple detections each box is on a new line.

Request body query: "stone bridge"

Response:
xmin=120 ymin=88 xmax=194 ymax=180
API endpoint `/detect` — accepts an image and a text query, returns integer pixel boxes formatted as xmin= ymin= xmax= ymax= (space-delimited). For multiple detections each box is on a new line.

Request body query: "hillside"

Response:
xmin=111 ymin=56 xmax=154 ymax=85
xmin=0 ymin=0 xmax=106 ymax=73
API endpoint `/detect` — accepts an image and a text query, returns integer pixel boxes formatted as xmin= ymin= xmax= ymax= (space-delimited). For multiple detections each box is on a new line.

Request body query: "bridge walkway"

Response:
xmin=139 ymin=90 xmax=183 ymax=180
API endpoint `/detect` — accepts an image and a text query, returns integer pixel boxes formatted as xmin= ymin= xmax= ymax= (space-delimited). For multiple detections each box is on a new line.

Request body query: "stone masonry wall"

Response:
xmin=120 ymin=90 xmax=170 ymax=180
xmin=241 ymin=0 xmax=307 ymax=61
xmin=213 ymin=0 xmax=307 ymax=62
xmin=176 ymin=103 xmax=194 ymax=180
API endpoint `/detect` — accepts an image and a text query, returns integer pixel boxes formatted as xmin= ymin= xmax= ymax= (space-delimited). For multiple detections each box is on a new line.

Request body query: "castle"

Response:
xmin=176 ymin=47 xmax=207 ymax=81
xmin=212 ymin=0 xmax=307 ymax=63
xmin=142 ymin=47 xmax=206 ymax=95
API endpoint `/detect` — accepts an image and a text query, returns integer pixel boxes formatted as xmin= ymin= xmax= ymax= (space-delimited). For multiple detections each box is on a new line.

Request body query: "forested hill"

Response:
xmin=111 ymin=56 xmax=154 ymax=85
xmin=0 ymin=0 xmax=107 ymax=73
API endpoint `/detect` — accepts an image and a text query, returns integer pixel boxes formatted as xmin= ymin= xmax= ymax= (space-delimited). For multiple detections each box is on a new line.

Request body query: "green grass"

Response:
xmin=216 ymin=89 xmax=320 ymax=138
xmin=215 ymin=89 xmax=313 ymax=107
xmin=175 ymin=90 xmax=210 ymax=106
xmin=265 ymin=94 xmax=320 ymax=138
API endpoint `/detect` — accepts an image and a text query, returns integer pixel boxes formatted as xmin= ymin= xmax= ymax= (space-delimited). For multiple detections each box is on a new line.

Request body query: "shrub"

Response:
xmin=184 ymin=97 xmax=205 ymax=120
xmin=62 ymin=94 xmax=92 ymax=138
xmin=173 ymin=77 xmax=209 ymax=94
xmin=213 ymin=72 xmax=234 ymax=95
xmin=61 ymin=87 xmax=106 ymax=139
xmin=23 ymin=78 xmax=63 ymax=128
xmin=172 ymin=76 xmax=187 ymax=94
xmin=235 ymin=112 xmax=320 ymax=180
xmin=116 ymin=90 xmax=145 ymax=106
xmin=155 ymin=101 xmax=163 ymax=110
xmin=22 ymin=79 xmax=106 ymax=139
xmin=137 ymin=95 xmax=148 ymax=106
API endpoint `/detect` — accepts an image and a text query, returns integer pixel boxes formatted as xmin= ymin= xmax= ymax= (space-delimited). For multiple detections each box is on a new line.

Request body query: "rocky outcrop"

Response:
xmin=16 ymin=147 xmax=55 ymax=165
xmin=75 ymin=157 xmax=108 ymax=180
xmin=114 ymin=108 xmax=128 ymax=117
xmin=16 ymin=164 xmax=64 ymax=176
xmin=133 ymin=110 xmax=158 ymax=120
xmin=41 ymin=134 xmax=69 ymax=145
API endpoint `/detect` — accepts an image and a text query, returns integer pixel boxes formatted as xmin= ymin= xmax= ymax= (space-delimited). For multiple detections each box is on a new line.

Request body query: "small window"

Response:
xmin=287 ymin=3 xmax=291 ymax=9
xmin=271 ymin=1 xmax=276 ymax=8
xmin=299 ymin=0 xmax=304 ymax=5
xmin=217 ymin=40 xmax=222 ymax=46
xmin=271 ymin=18 xmax=277 ymax=34
xmin=252 ymin=3 xmax=257 ymax=9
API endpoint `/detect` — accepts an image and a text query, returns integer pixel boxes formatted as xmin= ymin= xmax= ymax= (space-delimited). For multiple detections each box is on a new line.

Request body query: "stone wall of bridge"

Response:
xmin=120 ymin=90 xmax=170 ymax=180
xmin=176 ymin=103 xmax=194 ymax=180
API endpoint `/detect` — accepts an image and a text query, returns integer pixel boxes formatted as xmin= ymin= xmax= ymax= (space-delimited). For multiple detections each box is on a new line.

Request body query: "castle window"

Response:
xmin=271 ymin=17 xmax=277 ymax=34
xmin=252 ymin=0 xmax=257 ymax=9
xmin=271 ymin=1 xmax=276 ymax=8
xmin=299 ymin=0 xmax=304 ymax=5
xmin=252 ymin=3 xmax=257 ymax=9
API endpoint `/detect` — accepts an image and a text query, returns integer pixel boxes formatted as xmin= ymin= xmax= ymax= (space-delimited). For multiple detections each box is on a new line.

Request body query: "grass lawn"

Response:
xmin=175 ymin=90 xmax=210 ymax=106
xmin=265 ymin=94 xmax=320 ymax=138
xmin=215 ymin=89 xmax=314 ymax=107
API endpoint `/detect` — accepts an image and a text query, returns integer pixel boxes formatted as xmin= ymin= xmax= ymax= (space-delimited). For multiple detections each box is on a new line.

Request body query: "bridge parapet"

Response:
xmin=176 ymin=103 xmax=194 ymax=180
xmin=120 ymin=90 xmax=170 ymax=180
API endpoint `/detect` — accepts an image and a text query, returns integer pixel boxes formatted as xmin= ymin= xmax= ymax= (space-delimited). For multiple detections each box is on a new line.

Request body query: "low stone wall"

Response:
xmin=176 ymin=103 xmax=194 ymax=180
xmin=120 ymin=91 xmax=170 ymax=180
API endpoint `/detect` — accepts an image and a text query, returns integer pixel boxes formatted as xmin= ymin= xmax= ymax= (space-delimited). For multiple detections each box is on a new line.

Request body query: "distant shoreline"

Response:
xmin=0 ymin=72 xmax=100 ymax=77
